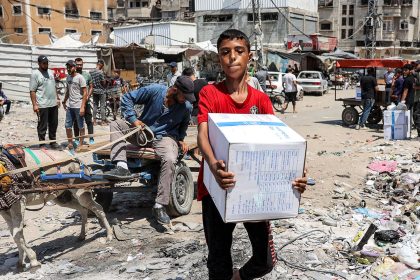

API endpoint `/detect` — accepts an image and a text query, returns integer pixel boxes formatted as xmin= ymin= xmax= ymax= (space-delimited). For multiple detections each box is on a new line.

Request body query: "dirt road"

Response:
xmin=0 ymin=89 xmax=418 ymax=279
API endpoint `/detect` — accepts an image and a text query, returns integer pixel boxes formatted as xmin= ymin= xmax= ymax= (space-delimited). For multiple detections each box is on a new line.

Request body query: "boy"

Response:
xmin=197 ymin=29 xmax=308 ymax=280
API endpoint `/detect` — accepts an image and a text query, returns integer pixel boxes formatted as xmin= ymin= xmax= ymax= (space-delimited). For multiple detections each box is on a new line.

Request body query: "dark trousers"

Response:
xmin=2 ymin=100 xmax=11 ymax=114
xmin=202 ymin=195 xmax=276 ymax=280
xmin=73 ymin=102 xmax=94 ymax=138
xmin=37 ymin=106 xmax=58 ymax=143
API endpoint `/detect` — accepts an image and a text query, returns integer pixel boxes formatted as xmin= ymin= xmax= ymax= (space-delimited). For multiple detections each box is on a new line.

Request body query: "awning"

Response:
xmin=336 ymin=59 xmax=407 ymax=69
xmin=154 ymin=46 xmax=190 ymax=55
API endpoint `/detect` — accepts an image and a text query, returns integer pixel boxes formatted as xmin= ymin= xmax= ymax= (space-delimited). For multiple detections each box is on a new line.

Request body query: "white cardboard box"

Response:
xmin=383 ymin=110 xmax=408 ymax=126
xmin=203 ymin=113 xmax=307 ymax=223
xmin=383 ymin=110 xmax=411 ymax=140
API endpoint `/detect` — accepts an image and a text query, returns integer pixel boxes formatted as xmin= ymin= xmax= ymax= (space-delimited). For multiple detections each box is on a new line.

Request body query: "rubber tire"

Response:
xmin=93 ymin=190 xmax=113 ymax=213
xmin=272 ymin=94 xmax=284 ymax=112
xmin=167 ymin=162 xmax=194 ymax=217
xmin=342 ymin=106 xmax=359 ymax=126
xmin=367 ymin=106 xmax=383 ymax=124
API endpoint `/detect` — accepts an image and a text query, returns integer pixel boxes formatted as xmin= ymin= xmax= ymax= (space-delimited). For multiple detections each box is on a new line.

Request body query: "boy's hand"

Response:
xmin=178 ymin=141 xmax=189 ymax=154
xmin=210 ymin=160 xmax=235 ymax=189
xmin=292 ymin=169 xmax=308 ymax=193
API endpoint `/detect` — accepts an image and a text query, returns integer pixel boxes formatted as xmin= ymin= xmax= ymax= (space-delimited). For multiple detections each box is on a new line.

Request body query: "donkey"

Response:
xmin=0 ymin=147 xmax=113 ymax=271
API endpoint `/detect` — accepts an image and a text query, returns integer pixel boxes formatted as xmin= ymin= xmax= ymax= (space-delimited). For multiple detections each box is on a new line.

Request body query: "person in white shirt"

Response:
xmin=166 ymin=62 xmax=181 ymax=86
xmin=282 ymin=68 xmax=298 ymax=113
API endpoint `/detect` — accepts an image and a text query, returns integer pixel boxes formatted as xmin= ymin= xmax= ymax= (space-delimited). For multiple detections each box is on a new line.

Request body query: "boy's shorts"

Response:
xmin=285 ymin=91 xmax=297 ymax=102
xmin=65 ymin=108 xmax=85 ymax=129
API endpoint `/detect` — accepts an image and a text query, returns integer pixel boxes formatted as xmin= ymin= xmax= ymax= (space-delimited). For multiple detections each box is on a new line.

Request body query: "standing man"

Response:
xmin=413 ymin=61 xmax=420 ymax=138
xmin=390 ymin=69 xmax=404 ymax=103
xmin=254 ymin=66 xmax=268 ymax=92
xmin=0 ymin=83 xmax=11 ymax=115
xmin=167 ymin=62 xmax=181 ymax=87
xmin=73 ymin=57 xmax=95 ymax=145
xmin=283 ymin=68 xmax=298 ymax=113
xmin=103 ymin=76 xmax=194 ymax=225
xmin=356 ymin=67 xmax=378 ymax=130
xmin=182 ymin=67 xmax=208 ymax=125
xmin=401 ymin=64 xmax=416 ymax=135
xmin=197 ymin=29 xmax=308 ymax=280
xmin=62 ymin=60 xmax=87 ymax=150
xmin=384 ymin=67 xmax=394 ymax=104
xmin=90 ymin=59 xmax=107 ymax=126
xmin=29 ymin=55 xmax=60 ymax=149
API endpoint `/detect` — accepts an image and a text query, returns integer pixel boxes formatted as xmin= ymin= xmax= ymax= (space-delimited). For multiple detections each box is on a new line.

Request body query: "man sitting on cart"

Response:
xmin=104 ymin=76 xmax=194 ymax=224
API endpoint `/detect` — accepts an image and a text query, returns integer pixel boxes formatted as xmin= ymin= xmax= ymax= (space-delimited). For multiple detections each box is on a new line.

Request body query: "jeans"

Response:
xmin=73 ymin=102 xmax=93 ymax=138
xmin=65 ymin=108 xmax=85 ymax=129
xmin=2 ymin=100 xmax=11 ymax=114
xmin=359 ymin=98 xmax=375 ymax=126
xmin=93 ymin=92 xmax=106 ymax=122
xmin=202 ymin=196 xmax=276 ymax=280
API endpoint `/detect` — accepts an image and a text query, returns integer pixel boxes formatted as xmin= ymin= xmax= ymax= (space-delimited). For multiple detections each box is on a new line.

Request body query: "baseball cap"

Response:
xmin=66 ymin=60 xmax=76 ymax=67
xmin=168 ymin=62 xmax=177 ymax=68
xmin=174 ymin=75 xmax=195 ymax=103
xmin=97 ymin=59 xmax=105 ymax=65
xmin=37 ymin=55 xmax=48 ymax=63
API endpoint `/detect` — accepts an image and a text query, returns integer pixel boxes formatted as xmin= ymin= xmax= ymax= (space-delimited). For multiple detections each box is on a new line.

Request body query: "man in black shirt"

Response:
xmin=182 ymin=67 xmax=208 ymax=125
xmin=356 ymin=67 xmax=378 ymax=130
xmin=401 ymin=64 xmax=416 ymax=137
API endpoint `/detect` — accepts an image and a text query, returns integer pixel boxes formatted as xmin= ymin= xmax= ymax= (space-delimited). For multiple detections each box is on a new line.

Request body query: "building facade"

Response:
xmin=193 ymin=0 xmax=318 ymax=48
xmin=0 ymin=0 xmax=111 ymax=45
xmin=318 ymin=0 xmax=420 ymax=56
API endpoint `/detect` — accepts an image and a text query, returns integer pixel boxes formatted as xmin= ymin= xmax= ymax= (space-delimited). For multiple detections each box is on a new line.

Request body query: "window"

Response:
xmin=12 ymin=4 xmax=22 ymax=15
xmin=65 ymin=8 xmax=79 ymax=19
xmin=0 ymin=6 xmax=3 ymax=17
xmin=248 ymin=13 xmax=278 ymax=21
xmin=360 ymin=0 xmax=368 ymax=5
xmin=319 ymin=0 xmax=333 ymax=7
xmin=117 ymin=0 xmax=125 ymax=7
xmin=402 ymin=0 xmax=412 ymax=5
xmin=383 ymin=20 xmax=394 ymax=31
xmin=129 ymin=0 xmax=141 ymax=8
xmin=141 ymin=0 xmax=148 ymax=7
xmin=342 ymin=5 xmax=347 ymax=15
xmin=203 ymin=14 xmax=233 ymax=22
xmin=165 ymin=11 xmax=176 ymax=18
xmin=342 ymin=17 xmax=347 ymax=26
xmin=349 ymin=17 xmax=354 ymax=26
xmin=37 ymin=7 xmax=50 ymax=15
xmin=65 ymin=29 xmax=77 ymax=34
xmin=38 ymin=27 xmax=51 ymax=34
xmin=14 ymin=27 xmax=23 ymax=33
xmin=348 ymin=29 xmax=353 ymax=37
xmin=349 ymin=5 xmax=354 ymax=15
xmin=341 ymin=29 xmax=346 ymax=39
xmin=90 ymin=11 xmax=102 ymax=20
xmin=400 ymin=20 xmax=408 ymax=30
xmin=91 ymin=30 xmax=102 ymax=35
xmin=320 ymin=22 xmax=332 ymax=30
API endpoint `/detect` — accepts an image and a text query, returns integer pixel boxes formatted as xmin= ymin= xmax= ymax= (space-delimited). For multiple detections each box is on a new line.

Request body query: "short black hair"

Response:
xmin=182 ymin=67 xmax=195 ymax=77
xmin=395 ymin=68 xmax=402 ymax=74
xmin=403 ymin=63 xmax=413 ymax=70
xmin=367 ymin=67 xmax=375 ymax=75
xmin=286 ymin=68 xmax=292 ymax=73
xmin=75 ymin=57 xmax=83 ymax=63
xmin=217 ymin=29 xmax=251 ymax=52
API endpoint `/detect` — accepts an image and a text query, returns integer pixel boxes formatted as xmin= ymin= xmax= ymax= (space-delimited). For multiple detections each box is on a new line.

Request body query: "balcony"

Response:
xmin=382 ymin=6 xmax=401 ymax=17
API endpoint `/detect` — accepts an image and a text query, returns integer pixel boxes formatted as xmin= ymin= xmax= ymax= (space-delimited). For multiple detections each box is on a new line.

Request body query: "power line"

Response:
xmin=268 ymin=0 xmax=311 ymax=39
xmin=7 ymin=0 xmax=42 ymax=26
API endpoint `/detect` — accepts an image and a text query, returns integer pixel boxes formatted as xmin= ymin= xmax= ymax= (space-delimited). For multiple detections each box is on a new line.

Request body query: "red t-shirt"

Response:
xmin=197 ymin=82 xmax=275 ymax=201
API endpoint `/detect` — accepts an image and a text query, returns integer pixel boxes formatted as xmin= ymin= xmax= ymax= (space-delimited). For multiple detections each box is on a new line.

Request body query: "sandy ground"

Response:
xmin=0 ymin=88 xmax=418 ymax=279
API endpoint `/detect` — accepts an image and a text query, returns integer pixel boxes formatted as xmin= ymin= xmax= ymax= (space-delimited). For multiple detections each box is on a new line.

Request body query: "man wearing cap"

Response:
xmin=167 ymin=62 xmax=181 ymax=87
xmin=62 ymin=60 xmax=88 ymax=149
xmin=90 ymin=59 xmax=107 ymax=125
xmin=104 ymin=75 xmax=194 ymax=224
xmin=29 ymin=55 xmax=60 ymax=149
xmin=254 ymin=65 xmax=268 ymax=92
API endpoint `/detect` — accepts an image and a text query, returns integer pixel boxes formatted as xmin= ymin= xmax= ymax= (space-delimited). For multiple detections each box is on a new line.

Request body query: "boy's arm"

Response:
xmin=198 ymin=122 xmax=235 ymax=189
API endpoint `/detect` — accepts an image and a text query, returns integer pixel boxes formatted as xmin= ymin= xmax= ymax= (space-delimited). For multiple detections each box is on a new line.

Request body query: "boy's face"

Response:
xmin=218 ymin=38 xmax=252 ymax=80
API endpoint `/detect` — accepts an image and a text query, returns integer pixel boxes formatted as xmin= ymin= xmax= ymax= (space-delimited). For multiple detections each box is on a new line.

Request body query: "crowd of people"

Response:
xmin=356 ymin=62 xmax=420 ymax=138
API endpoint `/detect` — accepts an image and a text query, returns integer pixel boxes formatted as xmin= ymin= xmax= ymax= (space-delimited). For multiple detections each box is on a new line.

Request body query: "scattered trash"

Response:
xmin=368 ymin=160 xmax=398 ymax=173
xmin=374 ymin=230 xmax=400 ymax=245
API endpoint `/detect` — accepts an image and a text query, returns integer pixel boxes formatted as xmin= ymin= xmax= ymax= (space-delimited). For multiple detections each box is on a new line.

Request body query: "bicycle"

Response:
xmin=265 ymin=84 xmax=285 ymax=112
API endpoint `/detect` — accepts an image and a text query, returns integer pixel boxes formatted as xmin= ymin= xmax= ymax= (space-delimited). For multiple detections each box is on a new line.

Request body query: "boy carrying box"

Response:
xmin=197 ymin=29 xmax=308 ymax=280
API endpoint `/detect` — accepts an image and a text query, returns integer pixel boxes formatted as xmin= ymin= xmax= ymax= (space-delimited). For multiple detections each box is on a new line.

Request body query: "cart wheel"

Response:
xmin=272 ymin=94 xmax=284 ymax=112
xmin=342 ymin=107 xmax=359 ymax=126
xmin=367 ymin=106 xmax=383 ymax=124
xmin=167 ymin=162 xmax=194 ymax=217
xmin=93 ymin=190 xmax=113 ymax=213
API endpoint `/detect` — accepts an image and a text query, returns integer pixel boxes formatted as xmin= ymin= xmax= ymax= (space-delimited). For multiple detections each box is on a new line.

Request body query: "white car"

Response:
xmin=296 ymin=71 xmax=329 ymax=96
xmin=266 ymin=72 xmax=304 ymax=100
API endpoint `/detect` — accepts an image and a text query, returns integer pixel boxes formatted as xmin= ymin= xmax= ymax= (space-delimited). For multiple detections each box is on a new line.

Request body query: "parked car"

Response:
xmin=296 ymin=71 xmax=329 ymax=96
xmin=266 ymin=72 xmax=304 ymax=100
